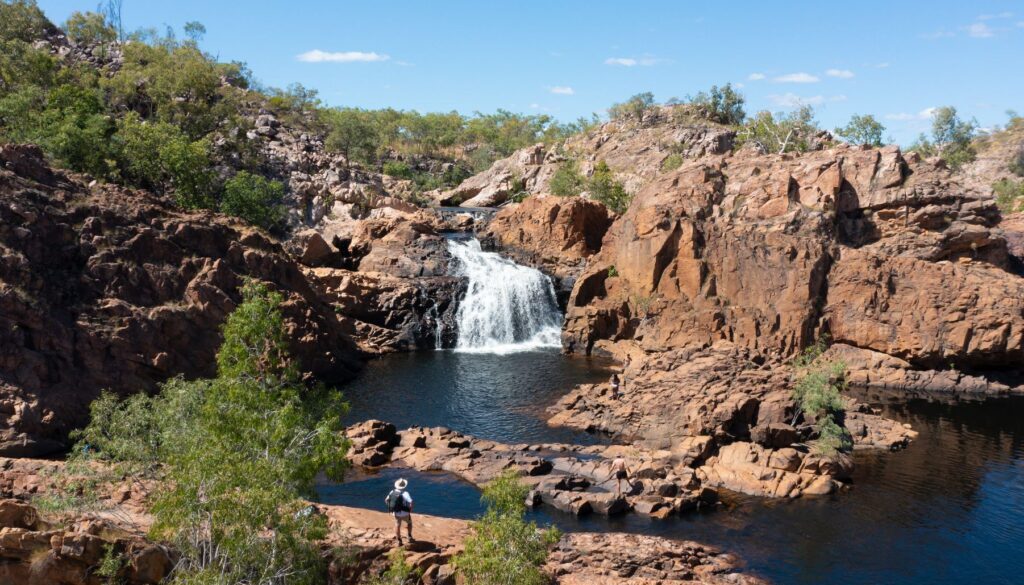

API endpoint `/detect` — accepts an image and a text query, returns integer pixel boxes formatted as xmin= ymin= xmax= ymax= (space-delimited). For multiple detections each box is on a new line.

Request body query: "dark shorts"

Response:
xmin=616 ymin=470 xmax=627 ymax=480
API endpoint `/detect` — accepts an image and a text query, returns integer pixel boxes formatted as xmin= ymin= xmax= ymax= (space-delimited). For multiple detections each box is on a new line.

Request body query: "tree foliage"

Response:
xmin=738 ymin=106 xmax=822 ymax=154
xmin=609 ymin=92 xmax=655 ymax=121
xmin=688 ymin=83 xmax=746 ymax=125
xmin=72 ymin=282 xmax=351 ymax=585
xmin=792 ymin=340 xmax=851 ymax=456
xmin=549 ymin=160 xmax=585 ymax=196
xmin=908 ymin=106 xmax=977 ymax=170
xmin=588 ymin=160 xmax=631 ymax=214
xmin=63 ymin=10 xmax=116 ymax=44
xmin=220 ymin=171 xmax=286 ymax=230
xmin=453 ymin=471 xmax=560 ymax=585
xmin=834 ymin=114 xmax=885 ymax=147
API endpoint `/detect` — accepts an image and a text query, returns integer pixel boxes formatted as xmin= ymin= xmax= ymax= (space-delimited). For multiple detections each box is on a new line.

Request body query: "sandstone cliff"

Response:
xmin=0 ymin=145 xmax=362 ymax=457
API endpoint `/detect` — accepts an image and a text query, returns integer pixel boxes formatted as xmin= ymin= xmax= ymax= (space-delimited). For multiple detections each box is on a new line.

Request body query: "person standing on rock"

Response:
xmin=386 ymin=478 xmax=414 ymax=545
xmin=610 ymin=373 xmax=621 ymax=398
xmin=609 ymin=457 xmax=632 ymax=498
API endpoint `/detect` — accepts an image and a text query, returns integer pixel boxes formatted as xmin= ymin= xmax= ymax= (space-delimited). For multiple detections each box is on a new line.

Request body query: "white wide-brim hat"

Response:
xmin=395 ymin=478 xmax=408 ymax=490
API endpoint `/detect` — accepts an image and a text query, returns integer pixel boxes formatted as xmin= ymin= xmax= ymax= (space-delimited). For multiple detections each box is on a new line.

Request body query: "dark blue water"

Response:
xmin=339 ymin=349 xmax=612 ymax=445
xmin=324 ymin=351 xmax=1024 ymax=585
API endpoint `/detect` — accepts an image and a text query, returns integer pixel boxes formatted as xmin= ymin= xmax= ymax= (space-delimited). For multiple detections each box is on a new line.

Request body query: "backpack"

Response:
xmin=386 ymin=489 xmax=409 ymax=513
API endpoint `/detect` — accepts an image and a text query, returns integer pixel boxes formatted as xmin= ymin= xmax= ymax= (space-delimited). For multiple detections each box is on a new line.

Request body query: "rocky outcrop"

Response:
xmin=483 ymin=195 xmax=613 ymax=303
xmin=547 ymin=532 xmax=766 ymax=585
xmin=561 ymin=144 xmax=1020 ymax=373
xmin=440 ymin=108 xmax=736 ymax=207
xmin=345 ymin=421 xmax=721 ymax=519
xmin=0 ymin=145 xmax=362 ymax=456
xmin=0 ymin=459 xmax=763 ymax=585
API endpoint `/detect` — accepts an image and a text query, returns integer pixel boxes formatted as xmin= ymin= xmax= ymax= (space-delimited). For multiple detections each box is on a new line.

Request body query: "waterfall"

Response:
xmin=447 ymin=238 xmax=563 ymax=353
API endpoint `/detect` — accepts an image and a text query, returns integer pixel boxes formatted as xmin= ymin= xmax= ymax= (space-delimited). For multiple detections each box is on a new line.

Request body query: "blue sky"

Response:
xmin=36 ymin=0 xmax=1024 ymax=144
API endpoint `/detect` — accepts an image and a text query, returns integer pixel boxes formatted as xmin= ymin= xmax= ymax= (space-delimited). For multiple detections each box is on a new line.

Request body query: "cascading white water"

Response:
xmin=447 ymin=238 xmax=563 ymax=354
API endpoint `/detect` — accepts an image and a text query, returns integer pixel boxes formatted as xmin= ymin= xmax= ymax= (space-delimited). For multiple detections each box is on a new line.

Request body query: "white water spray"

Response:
xmin=447 ymin=238 xmax=563 ymax=354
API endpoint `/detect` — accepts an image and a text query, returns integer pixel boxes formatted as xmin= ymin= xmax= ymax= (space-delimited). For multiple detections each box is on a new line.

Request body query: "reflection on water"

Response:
xmin=339 ymin=349 xmax=612 ymax=445
xmin=328 ymin=352 xmax=1024 ymax=585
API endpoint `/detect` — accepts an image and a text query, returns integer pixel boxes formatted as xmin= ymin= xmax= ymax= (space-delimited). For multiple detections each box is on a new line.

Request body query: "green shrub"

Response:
xmin=660 ymin=153 xmax=683 ymax=172
xmin=609 ymin=92 xmax=655 ymax=121
xmin=1011 ymin=145 xmax=1024 ymax=177
xmin=366 ymin=548 xmax=420 ymax=585
xmin=549 ymin=160 xmax=585 ymax=196
xmin=834 ymin=114 xmax=885 ymax=147
xmin=220 ymin=171 xmax=286 ymax=229
xmin=74 ymin=282 xmax=350 ymax=585
xmin=738 ymin=106 xmax=821 ymax=154
xmin=688 ymin=83 xmax=745 ymax=125
xmin=453 ymin=470 xmax=560 ymax=585
xmin=994 ymin=179 xmax=1024 ymax=212
xmin=792 ymin=340 xmax=852 ymax=456
xmin=382 ymin=160 xmax=413 ymax=179
xmin=114 ymin=113 xmax=217 ymax=208
xmin=62 ymin=11 xmax=116 ymax=44
xmin=588 ymin=161 xmax=631 ymax=214
xmin=908 ymin=106 xmax=977 ymax=170
xmin=0 ymin=0 xmax=51 ymax=44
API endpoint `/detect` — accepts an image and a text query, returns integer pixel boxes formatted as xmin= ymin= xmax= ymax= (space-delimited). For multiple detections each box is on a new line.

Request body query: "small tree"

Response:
xmin=63 ymin=11 xmax=117 ymax=45
xmin=791 ymin=341 xmax=852 ymax=456
xmin=73 ymin=282 xmax=351 ymax=584
xmin=930 ymin=106 xmax=977 ymax=169
xmin=454 ymin=470 xmax=560 ymax=585
xmin=549 ymin=160 xmax=585 ymax=196
xmin=834 ymin=114 xmax=885 ymax=147
xmin=588 ymin=161 xmax=631 ymax=214
xmin=609 ymin=92 xmax=655 ymax=121
xmin=220 ymin=171 xmax=286 ymax=230
xmin=688 ymin=83 xmax=746 ymax=125
xmin=739 ymin=106 xmax=821 ymax=154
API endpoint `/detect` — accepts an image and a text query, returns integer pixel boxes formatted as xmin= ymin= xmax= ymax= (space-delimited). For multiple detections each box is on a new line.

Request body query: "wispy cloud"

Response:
xmin=604 ymin=56 xmax=662 ymax=67
xmin=967 ymin=22 xmax=995 ymax=38
xmin=769 ymin=93 xmax=845 ymax=107
xmin=977 ymin=11 xmax=1013 ymax=20
xmin=875 ymin=62 xmax=891 ymax=68
xmin=549 ymin=86 xmax=575 ymax=95
xmin=921 ymin=29 xmax=956 ymax=39
xmin=826 ymin=68 xmax=855 ymax=79
xmin=297 ymin=50 xmax=390 ymax=63
xmin=748 ymin=72 xmax=766 ymax=81
xmin=885 ymin=107 xmax=937 ymax=121
xmin=772 ymin=72 xmax=820 ymax=84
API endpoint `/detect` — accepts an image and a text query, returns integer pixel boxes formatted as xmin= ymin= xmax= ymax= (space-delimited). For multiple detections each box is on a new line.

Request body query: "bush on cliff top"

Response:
xmin=70 ymin=282 xmax=350 ymax=585
xmin=454 ymin=470 xmax=561 ymax=585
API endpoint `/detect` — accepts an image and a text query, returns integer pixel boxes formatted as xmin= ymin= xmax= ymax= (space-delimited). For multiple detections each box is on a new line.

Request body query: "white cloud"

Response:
xmin=605 ymin=57 xmax=636 ymax=66
xmin=967 ymin=22 xmax=995 ymax=37
xmin=297 ymin=50 xmax=390 ymax=63
xmin=977 ymin=11 xmax=1013 ymax=20
xmin=1018 ymin=21 xmax=1024 ymax=28
xmin=885 ymin=107 xmax=937 ymax=121
xmin=826 ymin=68 xmax=855 ymax=79
xmin=549 ymin=86 xmax=575 ymax=95
xmin=875 ymin=62 xmax=891 ymax=68
xmin=772 ymin=72 xmax=820 ymax=83
xmin=604 ymin=56 xmax=662 ymax=67
xmin=748 ymin=72 xmax=766 ymax=81
xmin=734 ymin=82 xmax=745 ymax=89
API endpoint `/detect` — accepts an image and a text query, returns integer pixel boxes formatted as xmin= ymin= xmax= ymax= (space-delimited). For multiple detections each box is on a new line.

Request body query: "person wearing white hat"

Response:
xmin=385 ymin=478 xmax=414 ymax=545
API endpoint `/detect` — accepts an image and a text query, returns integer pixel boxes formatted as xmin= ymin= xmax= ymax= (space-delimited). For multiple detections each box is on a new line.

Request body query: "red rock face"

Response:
xmin=483 ymin=195 xmax=613 ymax=303
xmin=0 ymin=145 xmax=362 ymax=457
xmin=561 ymin=144 xmax=1017 ymax=370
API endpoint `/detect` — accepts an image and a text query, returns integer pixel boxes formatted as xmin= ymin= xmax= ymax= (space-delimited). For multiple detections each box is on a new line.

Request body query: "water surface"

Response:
xmin=326 ymin=352 xmax=1024 ymax=585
